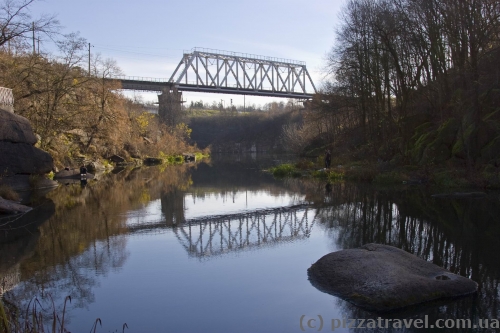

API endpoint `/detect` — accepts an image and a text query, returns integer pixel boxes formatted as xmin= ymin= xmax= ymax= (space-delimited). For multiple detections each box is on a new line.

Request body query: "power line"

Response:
xmin=93 ymin=44 xmax=183 ymax=51
xmin=93 ymin=46 xmax=174 ymax=58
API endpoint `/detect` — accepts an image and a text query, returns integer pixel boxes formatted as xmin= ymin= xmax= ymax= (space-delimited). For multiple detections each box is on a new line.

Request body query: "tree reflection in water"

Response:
xmin=309 ymin=182 xmax=500 ymax=332
xmin=2 ymin=164 xmax=194 ymax=325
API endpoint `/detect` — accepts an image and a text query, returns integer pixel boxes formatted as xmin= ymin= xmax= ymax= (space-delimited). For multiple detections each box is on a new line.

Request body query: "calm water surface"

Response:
xmin=1 ymin=155 xmax=500 ymax=332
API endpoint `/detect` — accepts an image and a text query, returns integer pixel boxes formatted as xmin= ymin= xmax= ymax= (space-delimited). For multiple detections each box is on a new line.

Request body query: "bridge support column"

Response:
xmin=158 ymin=86 xmax=183 ymax=127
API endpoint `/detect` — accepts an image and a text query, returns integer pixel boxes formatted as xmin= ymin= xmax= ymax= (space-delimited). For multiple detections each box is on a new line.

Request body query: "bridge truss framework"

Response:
xmin=173 ymin=205 xmax=316 ymax=259
xmin=169 ymin=48 xmax=317 ymax=98
xmin=125 ymin=204 xmax=317 ymax=260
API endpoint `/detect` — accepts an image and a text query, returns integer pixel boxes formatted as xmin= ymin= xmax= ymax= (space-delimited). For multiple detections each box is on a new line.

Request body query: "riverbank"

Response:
xmin=0 ymin=152 xmax=210 ymax=213
xmin=269 ymin=158 xmax=500 ymax=189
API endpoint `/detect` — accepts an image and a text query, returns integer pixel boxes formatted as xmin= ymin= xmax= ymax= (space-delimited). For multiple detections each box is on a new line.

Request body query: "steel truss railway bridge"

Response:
xmin=109 ymin=48 xmax=317 ymax=125
xmin=113 ymin=47 xmax=317 ymax=99
xmin=126 ymin=204 xmax=317 ymax=260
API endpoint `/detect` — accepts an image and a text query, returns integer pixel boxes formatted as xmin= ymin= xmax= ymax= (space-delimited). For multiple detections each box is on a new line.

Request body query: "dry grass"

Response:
xmin=0 ymin=296 xmax=127 ymax=333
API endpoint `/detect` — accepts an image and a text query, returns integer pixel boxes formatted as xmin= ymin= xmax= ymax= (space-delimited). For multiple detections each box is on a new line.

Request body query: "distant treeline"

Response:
xmin=187 ymin=99 xmax=298 ymax=113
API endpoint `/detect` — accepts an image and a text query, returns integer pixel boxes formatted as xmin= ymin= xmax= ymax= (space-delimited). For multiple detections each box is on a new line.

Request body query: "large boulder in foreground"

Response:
xmin=308 ymin=243 xmax=478 ymax=312
xmin=0 ymin=141 xmax=53 ymax=175
xmin=0 ymin=108 xmax=54 ymax=176
xmin=0 ymin=108 xmax=37 ymax=144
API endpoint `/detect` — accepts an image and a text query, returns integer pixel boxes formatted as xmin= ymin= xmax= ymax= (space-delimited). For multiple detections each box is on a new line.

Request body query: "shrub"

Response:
xmin=295 ymin=159 xmax=315 ymax=170
xmin=326 ymin=170 xmax=345 ymax=181
xmin=270 ymin=164 xmax=296 ymax=177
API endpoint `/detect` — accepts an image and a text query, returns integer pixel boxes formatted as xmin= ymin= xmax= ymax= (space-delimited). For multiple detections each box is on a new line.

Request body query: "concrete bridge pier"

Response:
xmin=158 ymin=86 xmax=183 ymax=127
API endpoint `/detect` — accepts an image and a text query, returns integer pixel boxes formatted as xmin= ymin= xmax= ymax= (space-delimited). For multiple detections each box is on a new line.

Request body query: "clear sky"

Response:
xmin=29 ymin=0 xmax=344 ymax=106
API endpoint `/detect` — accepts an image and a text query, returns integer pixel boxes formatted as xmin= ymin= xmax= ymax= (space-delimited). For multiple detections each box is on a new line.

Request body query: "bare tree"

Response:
xmin=0 ymin=0 xmax=59 ymax=49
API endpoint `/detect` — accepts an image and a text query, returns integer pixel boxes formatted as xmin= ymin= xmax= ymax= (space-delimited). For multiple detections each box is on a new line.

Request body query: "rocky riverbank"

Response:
xmin=0 ymin=107 xmax=58 ymax=210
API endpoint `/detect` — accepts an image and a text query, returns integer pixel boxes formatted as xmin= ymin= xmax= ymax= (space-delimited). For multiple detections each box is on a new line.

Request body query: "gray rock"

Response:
xmin=0 ymin=175 xmax=58 ymax=192
xmin=109 ymin=155 xmax=125 ymax=163
xmin=0 ymin=196 xmax=32 ymax=214
xmin=307 ymin=243 xmax=478 ymax=312
xmin=0 ymin=108 xmax=37 ymax=144
xmin=143 ymin=157 xmax=163 ymax=165
xmin=54 ymin=169 xmax=94 ymax=180
xmin=0 ymin=108 xmax=54 ymax=179
xmin=0 ymin=142 xmax=54 ymax=176
xmin=86 ymin=161 xmax=105 ymax=173
xmin=66 ymin=128 xmax=89 ymax=142
xmin=183 ymin=153 xmax=196 ymax=162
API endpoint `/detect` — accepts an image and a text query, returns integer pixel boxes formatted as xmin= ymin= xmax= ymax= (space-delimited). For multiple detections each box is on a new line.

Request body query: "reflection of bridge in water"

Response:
xmin=126 ymin=204 xmax=316 ymax=259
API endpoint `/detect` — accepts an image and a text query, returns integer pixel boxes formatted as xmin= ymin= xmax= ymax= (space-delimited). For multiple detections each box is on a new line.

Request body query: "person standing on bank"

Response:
xmin=325 ymin=150 xmax=332 ymax=169
xmin=80 ymin=164 xmax=87 ymax=179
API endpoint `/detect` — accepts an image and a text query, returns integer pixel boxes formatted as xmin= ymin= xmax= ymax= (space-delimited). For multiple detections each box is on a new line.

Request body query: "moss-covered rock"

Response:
xmin=452 ymin=137 xmax=466 ymax=159
xmin=438 ymin=118 xmax=460 ymax=146
xmin=408 ymin=120 xmax=454 ymax=165
xmin=421 ymin=142 xmax=451 ymax=164
xmin=408 ymin=123 xmax=437 ymax=164
xmin=454 ymin=118 xmax=499 ymax=161
xmin=426 ymin=119 xmax=459 ymax=162
xmin=480 ymin=136 xmax=500 ymax=164
xmin=478 ymin=120 xmax=499 ymax=150
xmin=400 ymin=113 xmax=431 ymax=140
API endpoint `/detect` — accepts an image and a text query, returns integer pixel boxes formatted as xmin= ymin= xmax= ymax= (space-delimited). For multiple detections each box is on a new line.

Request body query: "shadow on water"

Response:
xmin=308 ymin=181 xmax=500 ymax=332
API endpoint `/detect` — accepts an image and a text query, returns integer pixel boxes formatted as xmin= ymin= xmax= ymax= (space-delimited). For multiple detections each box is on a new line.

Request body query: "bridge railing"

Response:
xmin=113 ymin=75 xmax=170 ymax=82
xmin=188 ymin=47 xmax=306 ymax=66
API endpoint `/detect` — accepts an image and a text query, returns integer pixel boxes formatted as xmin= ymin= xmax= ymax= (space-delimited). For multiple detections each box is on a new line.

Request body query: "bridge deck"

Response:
xmin=115 ymin=79 xmax=314 ymax=99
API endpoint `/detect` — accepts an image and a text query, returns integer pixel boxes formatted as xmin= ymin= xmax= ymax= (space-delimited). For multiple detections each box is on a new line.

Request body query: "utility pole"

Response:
xmin=88 ymin=43 xmax=91 ymax=75
xmin=32 ymin=22 xmax=35 ymax=54
xmin=89 ymin=43 xmax=93 ymax=76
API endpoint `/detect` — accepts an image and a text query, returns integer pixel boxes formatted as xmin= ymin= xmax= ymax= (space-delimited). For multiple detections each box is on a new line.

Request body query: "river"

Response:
xmin=1 ymin=154 xmax=499 ymax=332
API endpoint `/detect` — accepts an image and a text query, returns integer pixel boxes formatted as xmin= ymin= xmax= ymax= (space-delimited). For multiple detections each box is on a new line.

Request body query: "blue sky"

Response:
xmin=30 ymin=0 xmax=344 ymax=106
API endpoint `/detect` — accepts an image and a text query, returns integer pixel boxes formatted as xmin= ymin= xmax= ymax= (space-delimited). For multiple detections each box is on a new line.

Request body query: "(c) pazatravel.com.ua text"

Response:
xmin=299 ymin=315 xmax=500 ymax=331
